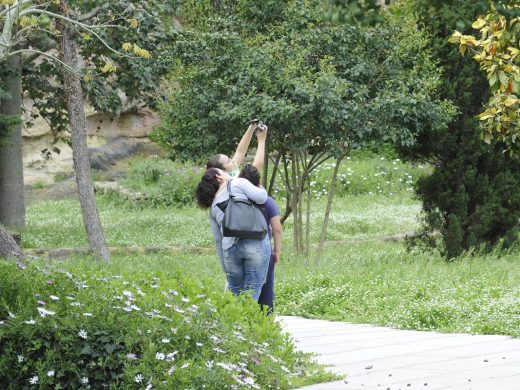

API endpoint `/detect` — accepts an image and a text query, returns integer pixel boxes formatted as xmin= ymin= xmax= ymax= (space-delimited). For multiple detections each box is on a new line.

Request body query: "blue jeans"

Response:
xmin=223 ymin=235 xmax=271 ymax=301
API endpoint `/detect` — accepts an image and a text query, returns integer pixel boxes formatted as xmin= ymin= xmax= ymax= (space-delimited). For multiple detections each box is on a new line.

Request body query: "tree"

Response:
xmin=0 ymin=223 xmax=24 ymax=264
xmin=154 ymin=0 xmax=454 ymax=255
xmin=449 ymin=3 xmax=520 ymax=154
xmin=397 ymin=0 xmax=520 ymax=258
xmin=0 ymin=0 xmax=179 ymax=260
xmin=0 ymin=1 xmax=25 ymax=230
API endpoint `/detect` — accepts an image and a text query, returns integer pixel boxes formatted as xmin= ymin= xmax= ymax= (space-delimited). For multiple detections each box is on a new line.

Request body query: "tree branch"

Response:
xmin=8 ymin=48 xmax=79 ymax=75
xmin=76 ymin=5 xmax=102 ymax=22
xmin=18 ymin=9 xmax=129 ymax=58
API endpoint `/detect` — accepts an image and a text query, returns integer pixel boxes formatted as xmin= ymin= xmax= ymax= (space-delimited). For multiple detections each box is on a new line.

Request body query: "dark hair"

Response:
xmin=206 ymin=154 xmax=225 ymax=170
xmin=239 ymin=164 xmax=260 ymax=187
xmin=195 ymin=168 xmax=220 ymax=208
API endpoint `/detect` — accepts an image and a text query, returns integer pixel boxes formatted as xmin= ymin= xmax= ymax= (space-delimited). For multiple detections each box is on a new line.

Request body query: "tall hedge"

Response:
xmin=398 ymin=0 xmax=520 ymax=258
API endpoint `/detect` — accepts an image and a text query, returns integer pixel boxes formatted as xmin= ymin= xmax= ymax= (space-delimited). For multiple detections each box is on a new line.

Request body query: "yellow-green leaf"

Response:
xmin=472 ymin=18 xmax=487 ymax=30
xmin=504 ymin=96 xmax=518 ymax=107
xmin=448 ymin=31 xmax=462 ymax=43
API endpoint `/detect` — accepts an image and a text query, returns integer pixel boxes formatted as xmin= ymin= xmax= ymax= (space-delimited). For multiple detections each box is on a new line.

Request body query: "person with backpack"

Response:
xmin=195 ymin=168 xmax=271 ymax=300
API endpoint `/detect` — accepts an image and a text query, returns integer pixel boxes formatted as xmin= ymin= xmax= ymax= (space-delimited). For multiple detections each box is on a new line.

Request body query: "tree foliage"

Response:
xmin=397 ymin=0 xmax=520 ymax=258
xmin=450 ymin=3 xmax=520 ymax=154
xmin=155 ymin=1 xmax=453 ymax=161
xmin=154 ymin=0 xmax=453 ymax=254
xmin=1 ymin=0 xmax=180 ymax=141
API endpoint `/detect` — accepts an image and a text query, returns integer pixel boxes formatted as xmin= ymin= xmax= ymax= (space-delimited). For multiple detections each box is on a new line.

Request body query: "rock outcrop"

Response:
xmin=23 ymin=102 xmax=161 ymax=185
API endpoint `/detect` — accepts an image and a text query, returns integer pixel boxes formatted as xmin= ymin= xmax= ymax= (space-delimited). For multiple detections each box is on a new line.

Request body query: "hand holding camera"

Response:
xmin=247 ymin=118 xmax=267 ymax=132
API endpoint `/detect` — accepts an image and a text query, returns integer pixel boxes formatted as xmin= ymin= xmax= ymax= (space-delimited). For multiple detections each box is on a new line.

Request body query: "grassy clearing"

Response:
xmin=19 ymin=153 xmax=520 ymax=341
xmin=21 ymin=189 xmax=520 ymax=338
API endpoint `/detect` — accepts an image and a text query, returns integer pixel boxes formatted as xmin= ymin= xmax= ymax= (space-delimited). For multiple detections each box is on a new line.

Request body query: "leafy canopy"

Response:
xmin=154 ymin=0 xmax=454 ymax=163
xmin=1 ymin=0 xmax=180 ymax=139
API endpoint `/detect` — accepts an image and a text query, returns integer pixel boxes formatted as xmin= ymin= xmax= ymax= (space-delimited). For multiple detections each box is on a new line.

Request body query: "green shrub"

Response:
xmin=0 ymin=261 xmax=332 ymax=389
xmin=31 ymin=182 xmax=46 ymax=190
xmin=396 ymin=0 xmax=520 ymax=258
xmin=114 ymin=157 xmax=202 ymax=208
xmin=53 ymin=172 xmax=69 ymax=183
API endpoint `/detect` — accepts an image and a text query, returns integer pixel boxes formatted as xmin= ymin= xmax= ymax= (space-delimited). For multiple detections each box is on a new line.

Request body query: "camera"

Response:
xmin=247 ymin=118 xmax=267 ymax=131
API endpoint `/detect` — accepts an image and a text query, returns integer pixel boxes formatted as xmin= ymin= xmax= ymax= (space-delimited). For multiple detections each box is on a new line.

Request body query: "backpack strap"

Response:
xmin=226 ymin=179 xmax=234 ymax=199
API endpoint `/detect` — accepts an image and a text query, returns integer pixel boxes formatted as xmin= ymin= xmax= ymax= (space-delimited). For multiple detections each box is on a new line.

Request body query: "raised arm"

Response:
xmin=270 ymin=215 xmax=282 ymax=265
xmin=234 ymin=178 xmax=267 ymax=204
xmin=232 ymin=123 xmax=257 ymax=166
xmin=252 ymin=125 xmax=267 ymax=171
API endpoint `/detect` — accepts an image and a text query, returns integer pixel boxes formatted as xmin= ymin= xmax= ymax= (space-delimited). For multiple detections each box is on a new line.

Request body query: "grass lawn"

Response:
xmin=21 ymin=189 xmax=520 ymax=338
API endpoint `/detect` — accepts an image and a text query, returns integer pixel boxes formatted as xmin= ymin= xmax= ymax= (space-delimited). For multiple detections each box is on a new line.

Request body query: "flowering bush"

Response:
xmin=0 ymin=261 xmax=332 ymax=388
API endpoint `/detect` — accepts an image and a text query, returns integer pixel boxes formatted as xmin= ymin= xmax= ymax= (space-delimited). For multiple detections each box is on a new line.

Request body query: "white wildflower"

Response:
xmin=216 ymin=362 xmax=234 ymax=371
xmin=78 ymin=329 xmax=88 ymax=339
xmin=28 ymin=375 xmax=38 ymax=384
xmin=81 ymin=376 xmax=88 ymax=384
xmin=37 ymin=307 xmax=55 ymax=317
xmin=155 ymin=352 xmax=165 ymax=360
xmin=25 ymin=319 xmax=36 ymax=325
xmin=49 ymin=295 xmax=60 ymax=301
xmin=166 ymin=351 xmax=178 ymax=361
xmin=47 ymin=370 xmax=55 ymax=377
xmin=134 ymin=374 xmax=144 ymax=383
xmin=17 ymin=355 xmax=25 ymax=363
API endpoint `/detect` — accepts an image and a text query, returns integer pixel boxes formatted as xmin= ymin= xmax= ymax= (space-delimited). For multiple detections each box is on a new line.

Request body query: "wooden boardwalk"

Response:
xmin=278 ymin=316 xmax=520 ymax=390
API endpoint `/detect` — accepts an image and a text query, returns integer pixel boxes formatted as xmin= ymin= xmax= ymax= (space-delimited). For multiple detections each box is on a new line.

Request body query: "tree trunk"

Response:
xmin=0 ymin=223 xmax=24 ymax=264
xmin=57 ymin=7 xmax=110 ymax=261
xmin=316 ymin=153 xmax=345 ymax=263
xmin=0 ymin=54 xmax=26 ymax=229
xmin=291 ymin=150 xmax=300 ymax=251
xmin=267 ymin=151 xmax=281 ymax=195
xmin=305 ymin=187 xmax=311 ymax=260
xmin=262 ymin=135 xmax=269 ymax=188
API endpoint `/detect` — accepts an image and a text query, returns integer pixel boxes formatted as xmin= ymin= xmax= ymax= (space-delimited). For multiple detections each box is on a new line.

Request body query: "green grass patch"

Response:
xmin=20 ymin=190 xmax=520 ymax=337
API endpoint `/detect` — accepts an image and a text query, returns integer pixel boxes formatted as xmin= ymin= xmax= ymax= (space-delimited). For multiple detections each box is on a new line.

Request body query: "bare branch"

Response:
xmin=0 ymin=0 xmax=33 ymax=20
xmin=8 ymin=48 xmax=79 ymax=75
xmin=76 ymin=5 xmax=102 ymax=22
xmin=19 ymin=8 xmax=134 ymax=58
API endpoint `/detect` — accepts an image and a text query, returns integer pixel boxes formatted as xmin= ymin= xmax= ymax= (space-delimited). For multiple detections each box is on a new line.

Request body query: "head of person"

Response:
xmin=195 ymin=168 xmax=230 ymax=208
xmin=239 ymin=164 xmax=260 ymax=187
xmin=206 ymin=154 xmax=235 ymax=172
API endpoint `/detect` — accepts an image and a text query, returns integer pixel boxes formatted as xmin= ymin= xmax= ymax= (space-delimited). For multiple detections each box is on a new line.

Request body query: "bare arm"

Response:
xmin=270 ymin=215 xmax=282 ymax=265
xmin=232 ymin=123 xmax=257 ymax=166
xmin=252 ymin=126 xmax=267 ymax=170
